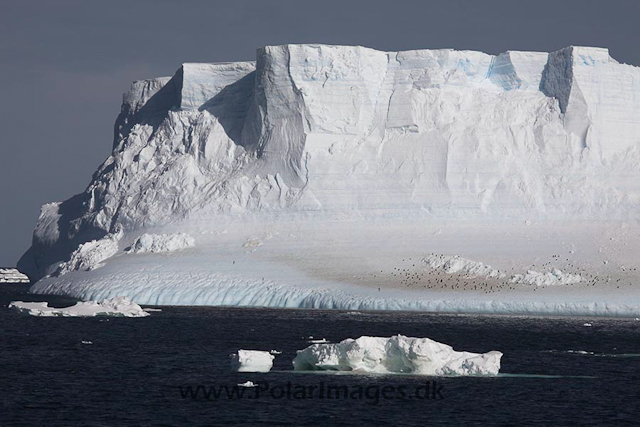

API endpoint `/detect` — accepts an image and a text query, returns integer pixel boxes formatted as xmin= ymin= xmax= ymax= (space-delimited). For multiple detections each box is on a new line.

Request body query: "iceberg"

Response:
xmin=14 ymin=44 xmax=640 ymax=316
xmin=0 ymin=268 xmax=30 ymax=283
xmin=237 ymin=381 xmax=258 ymax=388
xmin=293 ymin=335 xmax=502 ymax=376
xmin=8 ymin=296 xmax=149 ymax=317
xmin=231 ymin=350 xmax=275 ymax=373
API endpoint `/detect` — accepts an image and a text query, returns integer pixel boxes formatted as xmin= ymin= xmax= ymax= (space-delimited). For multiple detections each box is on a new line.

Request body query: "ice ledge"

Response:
xmin=30 ymin=270 xmax=640 ymax=317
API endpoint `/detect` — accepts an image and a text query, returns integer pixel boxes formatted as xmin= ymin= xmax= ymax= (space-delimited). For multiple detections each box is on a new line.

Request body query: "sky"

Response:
xmin=1 ymin=0 xmax=639 ymax=266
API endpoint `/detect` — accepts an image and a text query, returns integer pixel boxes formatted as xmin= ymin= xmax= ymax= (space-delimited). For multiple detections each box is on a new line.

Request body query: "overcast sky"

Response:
xmin=1 ymin=0 xmax=638 ymax=266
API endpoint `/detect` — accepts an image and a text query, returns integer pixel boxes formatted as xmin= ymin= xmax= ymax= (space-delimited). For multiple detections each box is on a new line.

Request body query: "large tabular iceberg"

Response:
xmin=16 ymin=44 xmax=640 ymax=315
xmin=293 ymin=335 xmax=502 ymax=376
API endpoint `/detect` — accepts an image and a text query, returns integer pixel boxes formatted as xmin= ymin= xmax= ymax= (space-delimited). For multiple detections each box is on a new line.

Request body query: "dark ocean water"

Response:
xmin=2 ymin=283 xmax=640 ymax=426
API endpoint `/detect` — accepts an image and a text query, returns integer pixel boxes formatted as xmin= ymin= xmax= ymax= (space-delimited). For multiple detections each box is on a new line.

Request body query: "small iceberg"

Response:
xmin=231 ymin=350 xmax=274 ymax=373
xmin=0 ymin=268 xmax=30 ymax=283
xmin=293 ymin=335 xmax=502 ymax=376
xmin=237 ymin=381 xmax=257 ymax=388
xmin=8 ymin=296 xmax=149 ymax=317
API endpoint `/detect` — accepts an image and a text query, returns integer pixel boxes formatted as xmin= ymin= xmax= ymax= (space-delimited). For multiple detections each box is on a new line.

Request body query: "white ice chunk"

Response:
xmin=8 ymin=296 xmax=149 ymax=317
xmin=422 ymin=254 xmax=506 ymax=279
xmin=237 ymin=381 xmax=257 ymax=387
xmin=126 ymin=233 xmax=195 ymax=254
xmin=55 ymin=230 xmax=123 ymax=276
xmin=424 ymin=255 xmax=581 ymax=287
xmin=231 ymin=350 xmax=275 ymax=373
xmin=293 ymin=335 xmax=502 ymax=376
xmin=511 ymin=268 xmax=581 ymax=286
xmin=0 ymin=268 xmax=30 ymax=283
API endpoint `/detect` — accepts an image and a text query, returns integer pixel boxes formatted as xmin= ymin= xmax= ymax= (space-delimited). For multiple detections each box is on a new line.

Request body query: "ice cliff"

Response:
xmin=17 ymin=44 xmax=640 ymax=307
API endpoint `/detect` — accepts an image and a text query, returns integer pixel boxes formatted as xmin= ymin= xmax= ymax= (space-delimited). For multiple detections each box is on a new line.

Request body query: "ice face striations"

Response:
xmin=19 ymin=44 xmax=640 ymax=284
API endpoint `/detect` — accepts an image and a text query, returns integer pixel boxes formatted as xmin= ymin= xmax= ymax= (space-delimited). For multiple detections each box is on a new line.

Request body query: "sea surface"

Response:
xmin=2 ymin=283 xmax=640 ymax=426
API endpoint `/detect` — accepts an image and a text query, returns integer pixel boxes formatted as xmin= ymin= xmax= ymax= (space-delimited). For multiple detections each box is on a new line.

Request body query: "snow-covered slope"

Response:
xmin=17 ymin=44 xmax=640 ymax=315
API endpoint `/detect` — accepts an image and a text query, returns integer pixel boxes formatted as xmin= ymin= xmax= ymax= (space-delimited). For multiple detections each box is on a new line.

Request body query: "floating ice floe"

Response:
xmin=126 ymin=233 xmax=195 ymax=254
xmin=293 ymin=335 xmax=502 ymax=376
xmin=269 ymin=350 xmax=282 ymax=355
xmin=583 ymin=323 xmax=593 ymax=327
xmin=0 ymin=268 xmax=30 ymax=283
xmin=237 ymin=381 xmax=257 ymax=387
xmin=231 ymin=350 xmax=275 ymax=373
xmin=8 ymin=296 xmax=149 ymax=317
